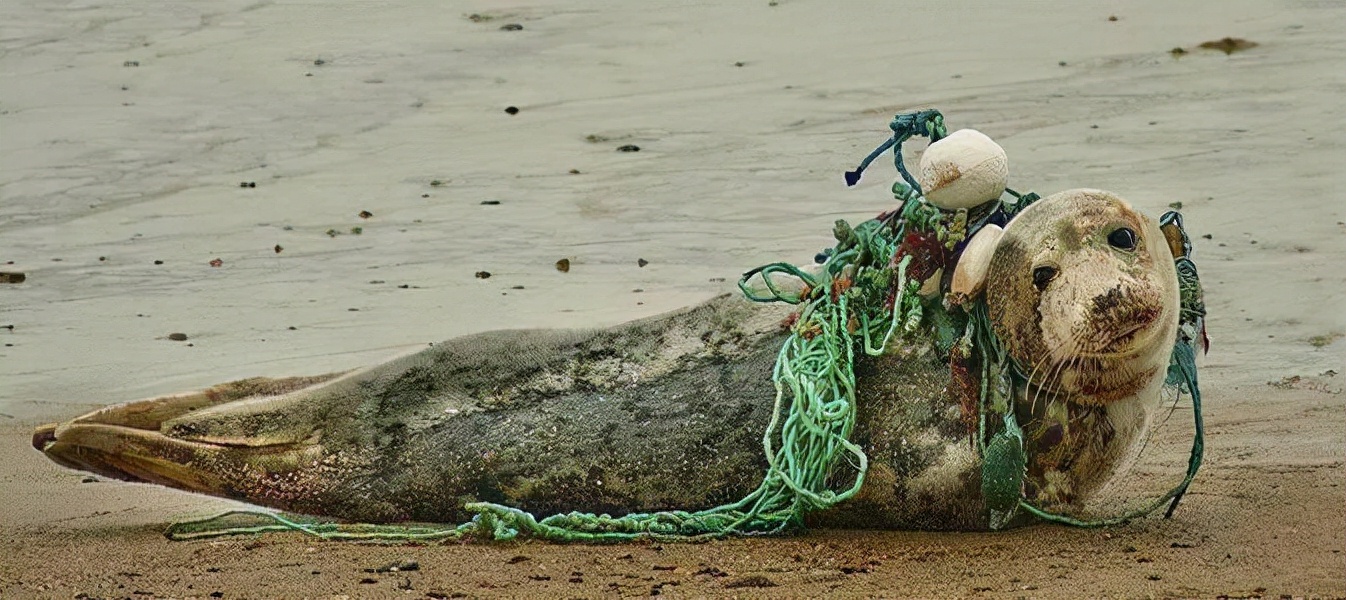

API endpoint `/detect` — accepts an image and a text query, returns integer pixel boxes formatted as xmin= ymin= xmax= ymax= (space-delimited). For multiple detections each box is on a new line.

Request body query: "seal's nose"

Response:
xmin=32 ymin=423 xmax=58 ymax=452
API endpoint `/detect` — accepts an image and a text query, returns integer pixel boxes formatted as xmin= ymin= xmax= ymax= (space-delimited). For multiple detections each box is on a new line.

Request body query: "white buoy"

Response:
xmin=949 ymin=223 xmax=1004 ymax=299
xmin=917 ymin=129 xmax=1009 ymax=210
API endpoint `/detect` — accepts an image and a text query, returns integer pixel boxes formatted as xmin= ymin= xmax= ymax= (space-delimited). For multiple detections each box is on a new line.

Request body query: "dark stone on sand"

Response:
xmin=475 ymin=271 xmax=491 ymax=279
xmin=500 ymin=23 xmax=524 ymax=31
xmin=1199 ymin=37 xmax=1258 ymax=55
xmin=637 ymin=258 xmax=649 ymax=267
xmin=506 ymin=555 xmax=529 ymax=564
xmin=724 ymin=575 xmax=777 ymax=588
xmin=616 ymin=144 xmax=641 ymax=152
xmin=555 ymin=258 xmax=571 ymax=272
xmin=0 ymin=272 xmax=25 ymax=284
xmin=167 ymin=333 xmax=188 ymax=341
xmin=480 ymin=200 xmax=501 ymax=205
xmin=359 ymin=210 xmax=373 ymax=219
xmin=504 ymin=106 xmax=519 ymax=115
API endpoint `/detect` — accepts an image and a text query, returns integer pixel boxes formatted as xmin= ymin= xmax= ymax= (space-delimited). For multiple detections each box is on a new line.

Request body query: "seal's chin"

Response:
xmin=1088 ymin=324 xmax=1156 ymax=357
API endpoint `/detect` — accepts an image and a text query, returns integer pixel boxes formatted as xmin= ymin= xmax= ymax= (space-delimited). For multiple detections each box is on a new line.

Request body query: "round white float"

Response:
xmin=918 ymin=129 xmax=1009 ymax=210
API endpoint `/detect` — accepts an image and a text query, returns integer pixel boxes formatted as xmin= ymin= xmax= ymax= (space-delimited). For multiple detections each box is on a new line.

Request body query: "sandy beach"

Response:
xmin=2 ymin=0 xmax=1343 ymax=597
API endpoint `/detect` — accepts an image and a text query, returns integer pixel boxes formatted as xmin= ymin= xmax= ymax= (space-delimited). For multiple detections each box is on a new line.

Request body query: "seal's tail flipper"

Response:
xmin=32 ymin=373 xmax=346 ymax=493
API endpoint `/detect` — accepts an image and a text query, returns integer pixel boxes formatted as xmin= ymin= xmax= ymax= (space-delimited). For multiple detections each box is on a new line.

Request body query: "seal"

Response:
xmin=32 ymin=189 xmax=1181 ymax=530
xmin=983 ymin=188 xmax=1180 ymax=506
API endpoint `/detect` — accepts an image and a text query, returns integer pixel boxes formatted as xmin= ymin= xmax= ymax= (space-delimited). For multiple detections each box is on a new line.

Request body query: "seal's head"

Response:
xmin=985 ymin=189 xmax=1180 ymax=405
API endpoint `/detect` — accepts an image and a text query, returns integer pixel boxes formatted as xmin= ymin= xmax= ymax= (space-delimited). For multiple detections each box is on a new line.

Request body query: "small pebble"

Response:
xmin=367 ymin=560 xmax=419 ymax=573
xmin=350 ymin=227 xmax=363 ymax=235
xmin=287 ymin=326 xmax=297 ymax=330
xmin=313 ymin=59 xmax=326 ymax=66
xmin=511 ymin=285 xmax=525 ymax=290
xmin=480 ymin=200 xmax=501 ymax=205
xmin=1199 ymin=37 xmax=1258 ymax=55
xmin=274 ymin=245 xmax=283 ymax=253
xmin=500 ymin=23 xmax=524 ymax=31
xmin=734 ymin=61 xmax=746 ymax=67
xmin=99 ymin=256 xmax=107 ymax=261
xmin=1058 ymin=61 xmax=1068 ymax=67
xmin=1108 ymin=15 xmax=1119 ymax=21
xmin=569 ymin=169 xmax=581 ymax=174
xmin=359 ymin=210 xmax=373 ymax=219
xmin=616 ymin=144 xmax=641 ymax=152
xmin=475 ymin=271 xmax=491 ymax=279
xmin=430 ymin=180 xmax=445 ymax=187
xmin=555 ymin=258 xmax=571 ymax=273
xmin=209 ymin=258 xmax=223 ymax=267
xmin=123 ymin=60 xmax=139 ymax=67
xmin=1168 ymin=201 xmax=1183 ymax=209
xmin=239 ymin=181 xmax=256 ymax=188
xmin=153 ymin=260 xmax=164 ymax=265
xmin=637 ymin=258 xmax=649 ymax=267
xmin=167 ymin=333 xmax=188 ymax=341
xmin=504 ymin=106 xmax=519 ymax=115
xmin=0 ymin=272 xmax=25 ymax=284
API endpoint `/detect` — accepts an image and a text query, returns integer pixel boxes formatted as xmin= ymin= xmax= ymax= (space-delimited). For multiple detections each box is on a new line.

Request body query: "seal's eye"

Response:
xmin=1032 ymin=266 xmax=1057 ymax=291
xmin=1108 ymin=227 xmax=1138 ymax=251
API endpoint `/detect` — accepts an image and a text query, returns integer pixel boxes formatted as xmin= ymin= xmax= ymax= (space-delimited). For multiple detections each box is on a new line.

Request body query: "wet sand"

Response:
xmin=1 ymin=0 xmax=1343 ymax=597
